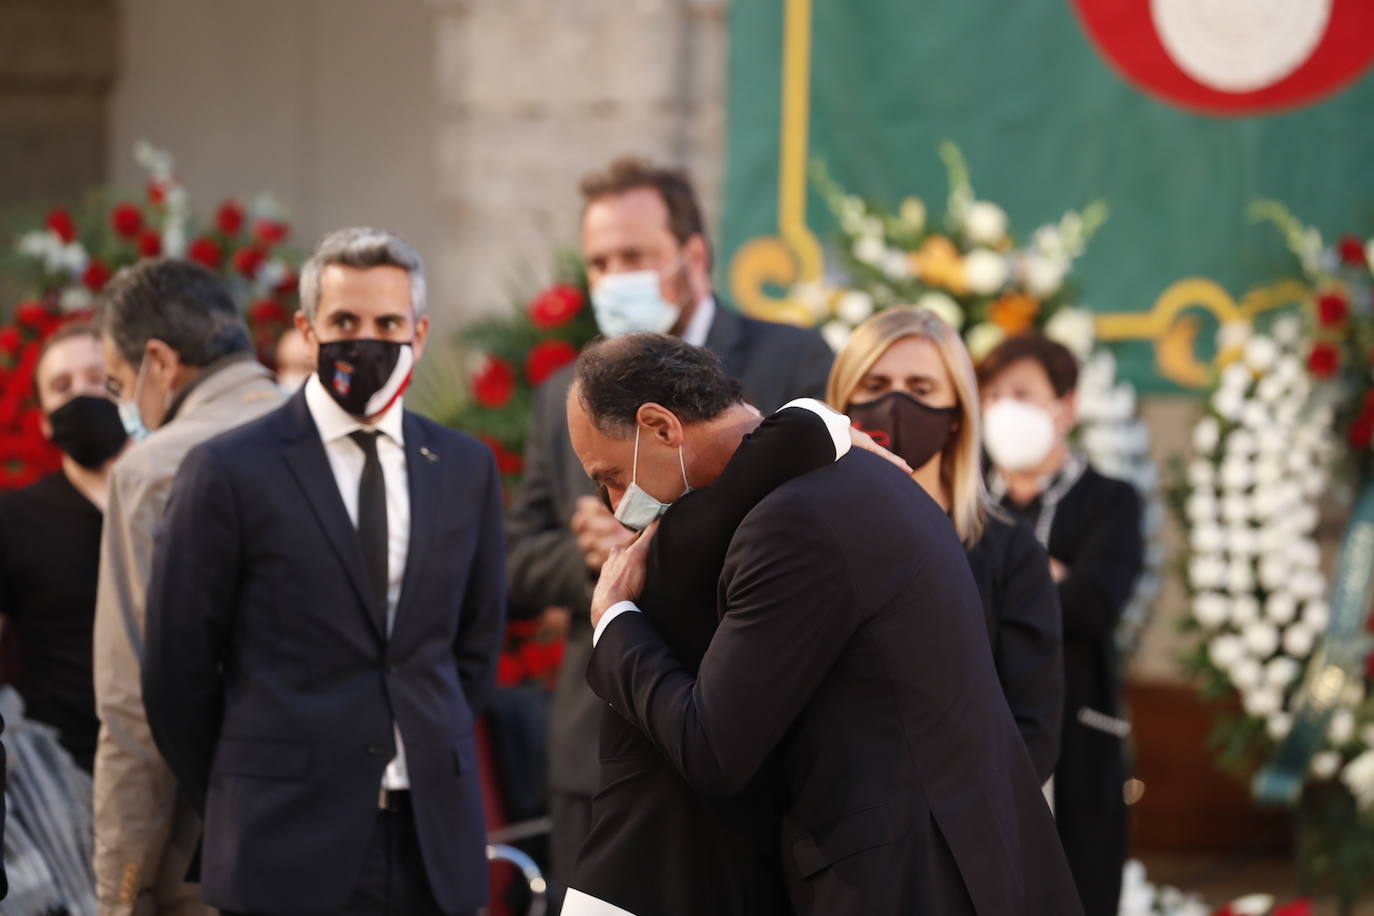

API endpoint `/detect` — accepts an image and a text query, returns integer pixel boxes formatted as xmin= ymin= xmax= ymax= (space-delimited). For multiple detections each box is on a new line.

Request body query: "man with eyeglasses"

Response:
xmin=92 ymin=258 xmax=280 ymax=916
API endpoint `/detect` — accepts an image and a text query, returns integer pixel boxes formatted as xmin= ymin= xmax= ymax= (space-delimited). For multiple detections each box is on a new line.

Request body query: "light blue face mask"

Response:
xmin=614 ymin=425 xmax=693 ymax=531
xmin=591 ymin=267 xmax=682 ymax=338
xmin=116 ymin=359 xmax=153 ymax=442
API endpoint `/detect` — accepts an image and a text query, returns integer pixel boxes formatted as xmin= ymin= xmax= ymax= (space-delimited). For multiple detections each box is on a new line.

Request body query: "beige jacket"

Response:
xmin=93 ymin=358 xmax=281 ymax=916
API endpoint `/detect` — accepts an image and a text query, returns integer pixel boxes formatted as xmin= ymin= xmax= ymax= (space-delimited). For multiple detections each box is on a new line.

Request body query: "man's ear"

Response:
xmin=636 ymin=402 xmax=683 ymax=446
xmin=144 ymin=338 xmax=180 ymax=383
xmin=1059 ymin=391 xmax=1078 ymax=432
xmin=411 ymin=315 xmax=430 ymax=361
xmin=683 ymin=233 xmax=712 ymax=297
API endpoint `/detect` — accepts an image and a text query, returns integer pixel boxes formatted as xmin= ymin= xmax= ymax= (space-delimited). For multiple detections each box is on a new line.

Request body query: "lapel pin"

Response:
xmin=420 ymin=446 xmax=438 ymax=462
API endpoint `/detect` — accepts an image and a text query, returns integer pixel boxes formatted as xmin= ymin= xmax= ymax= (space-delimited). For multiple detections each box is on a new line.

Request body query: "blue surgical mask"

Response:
xmin=614 ymin=425 xmax=693 ymax=531
xmin=591 ymin=267 xmax=681 ymax=338
xmin=117 ymin=398 xmax=150 ymax=442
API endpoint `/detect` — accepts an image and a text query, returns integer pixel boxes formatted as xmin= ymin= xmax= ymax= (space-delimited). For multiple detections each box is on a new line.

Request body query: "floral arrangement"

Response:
xmin=0 ymin=143 xmax=302 ymax=489
xmin=1118 ymin=860 xmax=1313 ymax=916
xmin=1174 ymin=205 xmax=1374 ymax=911
xmin=793 ymin=143 xmax=1163 ymax=657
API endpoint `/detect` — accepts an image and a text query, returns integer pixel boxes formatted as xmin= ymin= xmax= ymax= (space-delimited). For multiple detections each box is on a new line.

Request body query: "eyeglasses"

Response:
xmin=104 ymin=376 xmax=125 ymax=399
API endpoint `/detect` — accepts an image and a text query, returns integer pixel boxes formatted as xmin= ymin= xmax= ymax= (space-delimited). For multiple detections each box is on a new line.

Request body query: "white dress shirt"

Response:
xmin=681 ymin=295 xmax=716 ymax=347
xmin=592 ymin=398 xmax=852 ymax=646
xmin=303 ymin=374 xmax=412 ymax=789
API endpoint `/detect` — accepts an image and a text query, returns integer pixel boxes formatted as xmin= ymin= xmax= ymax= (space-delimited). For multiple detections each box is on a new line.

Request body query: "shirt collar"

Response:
xmin=681 ymin=295 xmax=716 ymax=348
xmin=304 ymin=373 xmax=405 ymax=446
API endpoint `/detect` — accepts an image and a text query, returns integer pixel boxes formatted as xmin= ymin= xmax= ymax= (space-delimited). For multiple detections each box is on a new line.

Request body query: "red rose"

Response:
xmin=215 ymin=200 xmax=245 ymax=236
xmin=1317 ymin=291 xmax=1349 ymax=327
xmin=1307 ymin=342 xmax=1341 ymax=378
xmin=147 ymin=180 xmax=167 ymax=206
xmin=82 ymin=259 xmax=112 ymax=292
xmin=15 ymin=301 xmax=48 ymax=328
xmin=525 ymin=339 xmax=578 ymax=386
xmin=232 ymin=246 xmax=266 ymax=278
xmin=1271 ymin=898 xmax=1312 ymax=916
xmin=253 ymin=220 xmax=288 ymax=246
xmin=529 ymin=285 xmax=585 ymax=330
xmin=0 ymin=327 xmax=20 ymax=357
xmin=1338 ymin=235 xmax=1367 ymax=267
xmin=249 ymin=298 xmax=288 ymax=325
xmin=189 ymin=236 xmax=223 ymax=269
xmin=496 ymin=446 xmax=523 ymax=476
xmin=472 ymin=357 xmax=516 ymax=408
xmin=1350 ymin=413 xmax=1374 ymax=449
xmin=137 ymin=229 xmax=163 ymax=258
xmin=274 ymin=267 xmax=297 ymax=295
xmin=46 ymin=208 xmax=76 ymax=244
xmin=111 ymin=202 xmax=143 ymax=239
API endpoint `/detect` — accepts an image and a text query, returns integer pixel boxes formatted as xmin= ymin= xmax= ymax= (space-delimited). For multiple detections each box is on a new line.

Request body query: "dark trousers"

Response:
xmin=226 ymin=798 xmax=463 ymax=916
xmin=548 ymin=791 xmax=593 ymax=914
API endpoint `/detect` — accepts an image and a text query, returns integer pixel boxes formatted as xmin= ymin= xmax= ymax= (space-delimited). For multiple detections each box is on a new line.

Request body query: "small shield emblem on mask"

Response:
xmin=332 ymin=360 xmax=354 ymax=397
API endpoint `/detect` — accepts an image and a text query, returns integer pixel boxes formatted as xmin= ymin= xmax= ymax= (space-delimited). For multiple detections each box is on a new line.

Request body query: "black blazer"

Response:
xmin=506 ymin=302 xmax=835 ymax=796
xmin=589 ymin=451 xmax=1082 ymax=916
xmin=142 ymin=391 xmax=506 ymax=916
xmin=965 ymin=514 xmax=1064 ymax=782
xmin=575 ymin=406 xmax=838 ymax=915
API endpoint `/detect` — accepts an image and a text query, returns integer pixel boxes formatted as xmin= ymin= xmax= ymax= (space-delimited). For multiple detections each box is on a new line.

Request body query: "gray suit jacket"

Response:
xmin=505 ymin=303 xmax=835 ymax=794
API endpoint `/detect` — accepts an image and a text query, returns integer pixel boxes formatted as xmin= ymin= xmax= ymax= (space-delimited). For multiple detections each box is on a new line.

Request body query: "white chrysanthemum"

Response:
xmin=852 ymin=235 xmax=885 ymax=267
xmin=1226 ymin=559 xmax=1255 ymax=595
xmin=1243 ymin=686 xmax=1282 ymax=717
xmin=1286 ymin=541 xmax=1320 ymax=572
xmin=1231 ymin=658 xmax=1263 ymax=693
xmin=963 ymin=249 xmax=1007 ymax=295
xmin=1190 ymin=554 xmax=1227 ymax=590
xmin=1219 ymin=459 xmax=1252 ymax=492
xmin=1241 ymin=402 xmax=1270 ymax=430
xmin=1342 ymin=751 xmax=1374 ymax=810
xmin=793 ymin=282 xmax=835 ymax=323
xmin=964 ymin=321 xmax=1006 ymax=361
xmin=1225 ymin=429 xmax=1257 ymax=457
xmin=1301 ymin=467 xmax=1327 ymax=499
xmin=1221 ymin=494 xmax=1251 ymax=525
xmin=882 ymin=249 xmax=910 ymax=281
xmin=836 ymin=291 xmax=875 ymax=326
xmin=1254 ymin=458 xmax=1284 ymax=488
xmin=1190 ymin=524 xmax=1225 ymax=554
xmin=1228 ymin=594 xmax=1259 ymax=626
xmin=1264 ymin=656 xmax=1300 ymax=688
xmin=1185 ymin=493 xmax=1217 ymax=525
xmin=1291 ymin=570 xmax=1326 ymax=602
xmin=1361 ymin=725 xmax=1374 ymax=748
xmin=1273 ymin=316 xmax=1303 ymax=347
xmin=1212 ymin=389 xmax=1245 ymax=422
xmin=1241 ymin=621 xmax=1279 ymax=657
xmin=16 ymin=230 xmax=56 ymax=261
xmin=59 ymin=288 xmax=93 ymax=313
xmin=162 ymin=223 xmax=187 ymax=258
xmin=1264 ymin=592 xmax=1297 ymax=626
xmin=1330 ymin=709 xmax=1356 ymax=745
xmin=1225 ymin=525 xmax=1257 ymax=555
xmin=1192 ymin=592 xmax=1229 ymax=628
xmin=914 ymin=291 xmax=965 ymax=331
xmin=1311 ymin=751 xmax=1342 ymax=780
xmin=1255 ymin=375 xmax=1285 ymax=404
xmin=1267 ymin=713 xmax=1293 ymax=741
xmin=1044 ymin=308 xmax=1096 ymax=361
xmin=1217 ymin=321 xmax=1252 ymax=353
xmin=1186 ymin=460 xmax=1215 ymax=489
xmin=899 ymin=197 xmax=926 ymax=231
xmin=1282 ymin=622 xmax=1316 ymax=657
xmin=1023 ymin=254 xmax=1067 ymax=298
xmin=55 ymin=242 xmax=89 ymax=275
xmin=1302 ymin=600 xmax=1330 ymax=631
xmin=963 ymin=200 xmax=1008 ymax=245
xmin=1193 ymin=417 xmax=1221 ymax=454
xmin=860 ymin=216 xmax=884 ymax=239
xmin=1209 ymin=634 xmax=1244 ymax=670
xmin=257 ymin=259 xmax=290 ymax=292
xmin=1243 ymin=337 xmax=1279 ymax=373
xmin=1257 ymin=554 xmax=1288 ymax=592
xmin=821 ymin=320 xmax=851 ymax=353
xmin=1219 ymin=362 xmax=1252 ymax=395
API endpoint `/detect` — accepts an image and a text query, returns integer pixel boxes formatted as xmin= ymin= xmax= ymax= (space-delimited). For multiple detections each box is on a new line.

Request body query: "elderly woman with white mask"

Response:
xmin=978 ymin=333 xmax=1144 ymax=916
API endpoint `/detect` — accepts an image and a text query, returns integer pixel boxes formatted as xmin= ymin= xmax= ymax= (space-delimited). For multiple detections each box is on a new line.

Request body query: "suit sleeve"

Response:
xmin=455 ymin=447 xmax=507 ymax=717
xmin=995 ymin=523 xmax=1064 ymax=782
xmin=1055 ymin=482 xmax=1143 ymax=640
xmin=142 ymin=444 xmax=241 ymax=813
xmin=505 ymin=379 xmax=591 ymax=618
xmin=588 ymin=496 xmax=854 ymax=797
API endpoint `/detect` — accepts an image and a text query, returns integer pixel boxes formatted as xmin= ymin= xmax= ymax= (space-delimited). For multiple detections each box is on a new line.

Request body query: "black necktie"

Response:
xmin=350 ymin=430 xmax=389 ymax=635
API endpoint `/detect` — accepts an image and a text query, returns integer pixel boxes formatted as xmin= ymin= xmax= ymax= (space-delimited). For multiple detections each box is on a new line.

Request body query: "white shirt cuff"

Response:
xmin=779 ymin=397 xmax=851 ymax=461
xmin=593 ymin=600 xmax=641 ymax=647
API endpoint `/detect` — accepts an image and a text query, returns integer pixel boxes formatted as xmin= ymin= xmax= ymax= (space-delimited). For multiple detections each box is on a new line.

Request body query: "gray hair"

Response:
xmin=298 ymin=227 xmax=427 ymax=321
xmin=98 ymin=259 xmax=252 ymax=368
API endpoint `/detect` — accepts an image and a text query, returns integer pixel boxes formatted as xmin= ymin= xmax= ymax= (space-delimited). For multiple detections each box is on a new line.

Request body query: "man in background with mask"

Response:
xmin=0 ymin=323 xmax=127 ymax=772
xmin=93 ymin=258 xmax=281 ymax=915
xmin=504 ymin=156 xmax=835 ymax=894
xmin=141 ymin=228 xmax=505 ymax=916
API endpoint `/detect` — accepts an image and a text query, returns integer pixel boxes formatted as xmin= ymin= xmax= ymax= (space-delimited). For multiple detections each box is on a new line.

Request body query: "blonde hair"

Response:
xmin=826 ymin=307 xmax=993 ymax=546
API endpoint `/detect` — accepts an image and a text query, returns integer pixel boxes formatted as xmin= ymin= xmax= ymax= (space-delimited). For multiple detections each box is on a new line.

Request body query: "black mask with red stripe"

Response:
xmin=846 ymin=391 xmax=958 ymax=472
xmin=317 ymin=339 xmax=414 ymax=419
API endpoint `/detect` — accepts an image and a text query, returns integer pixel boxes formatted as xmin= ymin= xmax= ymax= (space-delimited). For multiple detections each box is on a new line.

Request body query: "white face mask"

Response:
xmin=591 ymin=266 xmax=682 ymax=338
xmin=614 ymin=425 xmax=693 ymax=531
xmin=983 ymin=398 xmax=1058 ymax=472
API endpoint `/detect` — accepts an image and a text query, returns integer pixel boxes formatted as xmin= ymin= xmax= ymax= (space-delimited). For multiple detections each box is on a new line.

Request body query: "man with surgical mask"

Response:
xmin=93 ymin=258 xmax=281 ymax=916
xmin=141 ymin=228 xmax=505 ymax=916
xmin=503 ymin=156 xmax=835 ymax=894
xmin=0 ymin=324 xmax=126 ymax=773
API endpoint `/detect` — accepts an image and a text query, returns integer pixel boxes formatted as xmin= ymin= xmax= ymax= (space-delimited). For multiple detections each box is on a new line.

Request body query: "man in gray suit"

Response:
xmin=505 ymin=156 xmax=835 ymax=895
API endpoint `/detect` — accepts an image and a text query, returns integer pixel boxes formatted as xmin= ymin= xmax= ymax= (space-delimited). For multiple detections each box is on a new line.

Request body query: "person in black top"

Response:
xmin=0 ymin=323 xmax=127 ymax=771
xmin=979 ymin=333 xmax=1144 ymax=916
xmin=826 ymin=308 xmax=1063 ymax=782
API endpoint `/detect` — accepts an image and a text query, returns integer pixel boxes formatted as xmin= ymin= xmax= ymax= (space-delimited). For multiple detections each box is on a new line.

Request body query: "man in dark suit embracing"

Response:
xmin=569 ymin=334 xmax=1083 ymax=916
xmin=142 ymin=228 xmax=506 ymax=916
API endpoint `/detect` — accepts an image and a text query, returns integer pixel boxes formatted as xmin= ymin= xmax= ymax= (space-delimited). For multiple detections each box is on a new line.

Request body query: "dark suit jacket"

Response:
xmin=965 ymin=514 xmax=1064 ymax=782
xmin=142 ymin=391 xmax=506 ymax=916
xmin=588 ymin=451 xmax=1082 ymax=916
xmin=505 ymin=302 xmax=835 ymax=797
xmin=575 ymin=405 xmax=838 ymax=915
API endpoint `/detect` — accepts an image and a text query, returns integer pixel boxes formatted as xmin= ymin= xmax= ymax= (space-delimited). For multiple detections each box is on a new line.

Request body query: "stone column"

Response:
xmin=426 ymin=0 xmax=729 ymax=313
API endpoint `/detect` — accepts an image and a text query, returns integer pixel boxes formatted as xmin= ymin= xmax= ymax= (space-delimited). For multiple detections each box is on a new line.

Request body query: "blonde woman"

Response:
xmin=827 ymin=307 xmax=1063 ymax=781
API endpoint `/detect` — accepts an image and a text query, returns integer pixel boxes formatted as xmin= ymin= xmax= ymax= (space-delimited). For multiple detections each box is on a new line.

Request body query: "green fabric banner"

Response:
xmin=720 ymin=0 xmax=1374 ymax=391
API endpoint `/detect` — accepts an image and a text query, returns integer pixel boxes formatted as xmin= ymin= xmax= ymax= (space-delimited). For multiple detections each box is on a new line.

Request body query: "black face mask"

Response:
xmin=847 ymin=391 xmax=958 ymax=472
xmin=317 ymin=339 xmax=414 ymax=418
xmin=48 ymin=395 xmax=128 ymax=469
